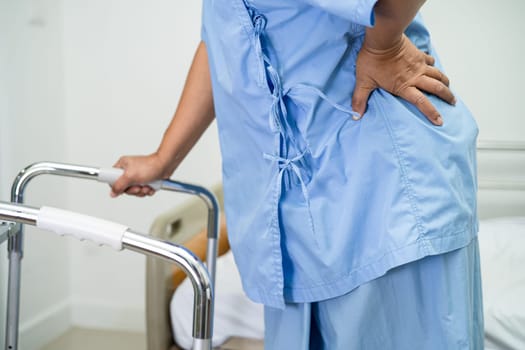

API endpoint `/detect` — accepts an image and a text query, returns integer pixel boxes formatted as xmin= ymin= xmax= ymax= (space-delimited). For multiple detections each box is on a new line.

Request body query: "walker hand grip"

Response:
xmin=98 ymin=167 xmax=162 ymax=191
xmin=36 ymin=206 xmax=128 ymax=250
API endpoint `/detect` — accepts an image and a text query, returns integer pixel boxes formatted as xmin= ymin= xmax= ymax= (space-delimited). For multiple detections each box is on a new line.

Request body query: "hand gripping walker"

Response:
xmin=1 ymin=162 xmax=220 ymax=350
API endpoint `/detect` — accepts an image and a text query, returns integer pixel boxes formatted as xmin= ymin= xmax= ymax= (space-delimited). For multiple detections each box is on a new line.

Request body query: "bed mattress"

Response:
xmin=479 ymin=217 xmax=525 ymax=350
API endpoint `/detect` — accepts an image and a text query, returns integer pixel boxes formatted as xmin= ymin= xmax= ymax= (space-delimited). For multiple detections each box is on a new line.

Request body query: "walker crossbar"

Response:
xmin=0 ymin=201 xmax=213 ymax=350
xmin=4 ymin=161 xmax=219 ymax=350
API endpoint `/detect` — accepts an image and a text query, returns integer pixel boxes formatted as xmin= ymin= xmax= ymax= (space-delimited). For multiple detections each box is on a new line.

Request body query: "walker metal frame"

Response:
xmin=1 ymin=161 xmax=220 ymax=350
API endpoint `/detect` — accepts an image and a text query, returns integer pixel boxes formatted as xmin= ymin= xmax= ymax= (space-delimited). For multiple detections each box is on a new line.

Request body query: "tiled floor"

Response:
xmin=41 ymin=327 xmax=264 ymax=350
xmin=41 ymin=327 xmax=146 ymax=350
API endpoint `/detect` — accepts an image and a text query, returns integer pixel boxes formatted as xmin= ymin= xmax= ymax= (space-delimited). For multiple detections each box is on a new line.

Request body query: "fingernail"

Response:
xmin=452 ymin=98 xmax=457 ymax=105
xmin=352 ymin=112 xmax=363 ymax=121
xmin=436 ymin=116 xmax=443 ymax=125
xmin=110 ymin=191 xmax=116 ymax=198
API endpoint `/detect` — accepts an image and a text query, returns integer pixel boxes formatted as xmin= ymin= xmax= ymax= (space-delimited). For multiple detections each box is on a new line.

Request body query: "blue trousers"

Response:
xmin=264 ymin=237 xmax=484 ymax=350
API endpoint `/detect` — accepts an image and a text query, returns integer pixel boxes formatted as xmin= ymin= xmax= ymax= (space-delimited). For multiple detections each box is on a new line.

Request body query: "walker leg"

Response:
xmin=3 ymin=162 xmax=219 ymax=349
xmin=1 ymin=201 xmax=214 ymax=349
xmin=5 ymin=226 xmax=23 ymax=350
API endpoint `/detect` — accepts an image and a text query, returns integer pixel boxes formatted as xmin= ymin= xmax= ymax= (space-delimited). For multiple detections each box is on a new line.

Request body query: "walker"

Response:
xmin=0 ymin=162 xmax=220 ymax=350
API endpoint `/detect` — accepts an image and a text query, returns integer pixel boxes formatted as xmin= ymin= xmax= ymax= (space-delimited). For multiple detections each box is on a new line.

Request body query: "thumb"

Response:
xmin=110 ymin=157 xmax=129 ymax=197
xmin=351 ymin=82 xmax=375 ymax=117
xmin=110 ymin=171 xmax=132 ymax=197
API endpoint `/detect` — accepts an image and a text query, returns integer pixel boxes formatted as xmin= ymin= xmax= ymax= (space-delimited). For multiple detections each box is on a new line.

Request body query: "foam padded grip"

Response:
xmin=98 ymin=167 xmax=162 ymax=190
xmin=37 ymin=206 xmax=128 ymax=250
xmin=98 ymin=167 xmax=124 ymax=185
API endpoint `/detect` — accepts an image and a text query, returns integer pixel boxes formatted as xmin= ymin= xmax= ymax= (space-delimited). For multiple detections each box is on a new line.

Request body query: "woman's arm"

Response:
xmin=352 ymin=0 xmax=455 ymax=126
xmin=111 ymin=41 xmax=214 ymax=197
xmin=366 ymin=0 xmax=425 ymax=50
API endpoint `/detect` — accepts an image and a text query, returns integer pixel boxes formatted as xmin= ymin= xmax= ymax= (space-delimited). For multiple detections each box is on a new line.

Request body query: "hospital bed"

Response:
xmin=147 ymin=185 xmax=264 ymax=350
xmin=477 ymin=141 xmax=525 ymax=350
xmin=150 ymin=141 xmax=525 ymax=350
xmin=146 ymin=184 xmax=223 ymax=350
xmin=0 ymin=162 xmax=220 ymax=350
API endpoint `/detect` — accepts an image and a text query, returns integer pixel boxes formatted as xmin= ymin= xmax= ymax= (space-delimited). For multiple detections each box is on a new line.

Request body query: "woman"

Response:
xmin=111 ymin=0 xmax=482 ymax=348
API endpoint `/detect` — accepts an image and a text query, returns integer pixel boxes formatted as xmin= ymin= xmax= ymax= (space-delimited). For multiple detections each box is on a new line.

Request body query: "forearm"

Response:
xmin=156 ymin=40 xmax=215 ymax=177
xmin=365 ymin=0 xmax=426 ymax=50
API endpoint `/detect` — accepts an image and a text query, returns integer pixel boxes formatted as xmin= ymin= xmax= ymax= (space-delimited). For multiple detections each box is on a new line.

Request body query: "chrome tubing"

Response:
xmin=11 ymin=161 xmax=220 ymax=281
xmin=0 ymin=202 xmax=213 ymax=349
xmin=4 ymin=161 xmax=219 ymax=350
xmin=191 ymin=338 xmax=212 ymax=350
xmin=1 ymin=203 xmax=39 ymax=350
xmin=11 ymin=162 xmax=100 ymax=204
xmin=5 ymin=162 xmax=99 ymax=350
xmin=160 ymin=180 xmax=220 ymax=288
xmin=0 ymin=204 xmax=38 ymax=225
xmin=123 ymin=231 xmax=213 ymax=343
xmin=10 ymin=161 xmax=220 ymax=286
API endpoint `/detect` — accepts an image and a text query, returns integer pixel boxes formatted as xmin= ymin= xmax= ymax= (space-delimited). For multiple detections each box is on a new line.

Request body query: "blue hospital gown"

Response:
xmin=201 ymin=0 xmax=479 ymax=309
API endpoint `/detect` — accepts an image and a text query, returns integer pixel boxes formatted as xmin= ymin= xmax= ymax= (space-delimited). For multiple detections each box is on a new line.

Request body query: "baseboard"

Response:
xmin=18 ymin=299 xmax=71 ymax=350
xmin=11 ymin=298 xmax=144 ymax=349
xmin=71 ymin=298 xmax=145 ymax=332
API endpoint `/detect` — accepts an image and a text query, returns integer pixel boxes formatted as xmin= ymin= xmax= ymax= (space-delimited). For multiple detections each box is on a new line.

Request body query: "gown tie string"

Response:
xmin=263 ymin=150 xmax=318 ymax=245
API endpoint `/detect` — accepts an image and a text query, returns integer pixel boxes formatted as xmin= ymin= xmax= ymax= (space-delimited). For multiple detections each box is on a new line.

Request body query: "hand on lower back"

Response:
xmin=352 ymin=34 xmax=456 ymax=126
xmin=110 ymin=153 xmax=170 ymax=197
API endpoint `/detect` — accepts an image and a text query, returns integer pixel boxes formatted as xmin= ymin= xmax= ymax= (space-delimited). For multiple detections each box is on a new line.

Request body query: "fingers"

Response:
xmin=110 ymin=171 xmax=133 ymax=197
xmin=110 ymin=155 xmax=159 ymax=198
xmin=399 ymin=86 xmax=442 ymax=126
xmin=406 ymin=57 xmax=453 ymax=125
xmin=425 ymin=66 xmax=450 ymax=87
xmin=112 ymin=156 xmax=127 ymax=170
xmin=355 ymin=35 xmax=449 ymax=126
xmin=415 ymin=75 xmax=456 ymax=105
xmin=351 ymin=81 xmax=375 ymax=117
xmin=110 ymin=156 xmax=138 ymax=197
xmin=111 ymin=175 xmax=156 ymax=198
xmin=424 ymin=53 xmax=435 ymax=66
xmin=123 ymin=185 xmax=155 ymax=197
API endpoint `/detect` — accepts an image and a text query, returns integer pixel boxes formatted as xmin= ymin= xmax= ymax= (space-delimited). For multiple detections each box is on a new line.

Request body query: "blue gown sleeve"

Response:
xmin=201 ymin=20 xmax=207 ymax=43
xmin=301 ymin=0 xmax=378 ymax=26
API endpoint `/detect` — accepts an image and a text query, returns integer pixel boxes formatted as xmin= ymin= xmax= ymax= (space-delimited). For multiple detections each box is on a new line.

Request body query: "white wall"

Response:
xmin=422 ymin=0 xmax=525 ymax=142
xmin=1 ymin=1 xmax=222 ymax=347
xmin=0 ymin=0 xmax=523 ymax=348
xmin=423 ymin=0 xmax=525 ymax=230
xmin=61 ymin=0 xmax=221 ymax=334
xmin=0 ymin=0 xmax=10 ymax=342
xmin=1 ymin=0 xmax=71 ymax=349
